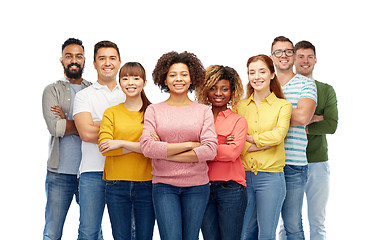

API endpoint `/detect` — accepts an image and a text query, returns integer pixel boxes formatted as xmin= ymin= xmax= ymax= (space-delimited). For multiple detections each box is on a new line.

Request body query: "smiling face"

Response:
xmin=61 ymin=44 xmax=85 ymax=80
xmin=271 ymin=41 xmax=295 ymax=72
xmin=165 ymin=63 xmax=192 ymax=95
xmin=295 ymin=48 xmax=317 ymax=78
xmin=119 ymin=75 xmax=146 ymax=98
xmin=207 ymin=79 xmax=231 ymax=110
xmin=93 ymin=47 xmax=121 ymax=82
xmin=248 ymin=60 xmax=274 ymax=94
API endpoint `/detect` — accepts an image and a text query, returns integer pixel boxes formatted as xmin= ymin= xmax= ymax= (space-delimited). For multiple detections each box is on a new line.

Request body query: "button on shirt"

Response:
xmin=236 ymin=93 xmax=292 ymax=174
xmin=73 ymin=81 xmax=125 ymax=174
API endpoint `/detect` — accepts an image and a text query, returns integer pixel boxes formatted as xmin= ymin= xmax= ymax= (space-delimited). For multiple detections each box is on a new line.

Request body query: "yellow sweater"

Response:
xmin=99 ymin=103 xmax=152 ymax=181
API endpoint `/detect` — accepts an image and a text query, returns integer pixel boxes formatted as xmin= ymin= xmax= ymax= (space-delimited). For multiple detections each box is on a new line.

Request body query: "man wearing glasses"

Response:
xmin=270 ymin=36 xmax=317 ymax=240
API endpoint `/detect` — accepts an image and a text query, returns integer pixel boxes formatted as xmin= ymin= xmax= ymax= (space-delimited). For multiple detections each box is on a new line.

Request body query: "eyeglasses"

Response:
xmin=271 ymin=49 xmax=294 ymax=58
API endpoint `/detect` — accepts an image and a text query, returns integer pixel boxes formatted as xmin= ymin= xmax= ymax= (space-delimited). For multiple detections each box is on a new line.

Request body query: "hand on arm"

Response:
xmin=306 ymin=115 xmax=323 ymax=133
xmin=151 ymin=132 xmax=200 ymax=162
xmin=99 ymin=140 xmax=141 ymax=155
xmin=51 ymin=105 xmax=78 ymax=136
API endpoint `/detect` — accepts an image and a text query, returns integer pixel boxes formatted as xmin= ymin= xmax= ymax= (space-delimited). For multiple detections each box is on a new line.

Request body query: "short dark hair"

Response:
xmin=294 ymin=40 xmax=316 ymax=57
xmin=271 ymin=36 xmax=294 ymax=51
xmin=152 ymin=51 xmax=205 ymax=93
xmin=62 ymin=38 xmax=84 ymax=52
xmin=93 ymin=40 xmax=120 ymax=61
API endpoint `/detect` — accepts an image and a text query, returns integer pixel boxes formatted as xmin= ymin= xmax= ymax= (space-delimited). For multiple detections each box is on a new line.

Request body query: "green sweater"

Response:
xmin=306 ymin=80 xmax=338 ymax=163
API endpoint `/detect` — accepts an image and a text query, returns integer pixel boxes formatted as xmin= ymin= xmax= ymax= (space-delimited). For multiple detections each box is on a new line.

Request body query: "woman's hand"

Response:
xmin=225 ymin=134 xmax=235 ymax=145
xmin=246 ymin=134 xmax=254 ymax=143
xmin=99 ymin=140 xmax=122 ymax=153
xmin=51 ymin=105 xmax=66 ymax=119
xmin=151 ymin=132 xmax=161 ymax=141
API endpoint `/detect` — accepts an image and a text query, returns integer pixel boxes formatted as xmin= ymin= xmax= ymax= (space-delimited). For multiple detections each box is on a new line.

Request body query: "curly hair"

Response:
xmin=152 ymin=51 xmax=205 ymax=93
xmin=195 ymin=65 xmax=244 ymax=112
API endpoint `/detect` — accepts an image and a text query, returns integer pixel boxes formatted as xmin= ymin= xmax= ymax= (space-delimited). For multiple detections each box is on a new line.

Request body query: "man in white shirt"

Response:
xmin=73 ymin=40 xmax=125 ymax=240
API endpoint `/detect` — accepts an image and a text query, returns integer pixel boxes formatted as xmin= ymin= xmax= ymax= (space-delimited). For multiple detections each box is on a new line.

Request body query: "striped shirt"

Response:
xmin=282 ymin=74 xmax=317 ymax=165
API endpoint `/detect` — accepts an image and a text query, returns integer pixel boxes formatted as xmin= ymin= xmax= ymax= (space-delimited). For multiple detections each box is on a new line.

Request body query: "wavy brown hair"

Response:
xmin=245 ymin=54 xmax=285 ymax=99
xmin=152 ymin=51 xmax=205 ymax=93
xmin=196 ymin=65 xmax=244 ymax=112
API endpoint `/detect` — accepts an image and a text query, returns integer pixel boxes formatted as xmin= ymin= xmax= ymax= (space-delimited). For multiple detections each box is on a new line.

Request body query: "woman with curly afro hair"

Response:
xmin=140 ymin=51 xmax=218 ymax=240
xmin=196 ymin=65 xmax=248 ymax=240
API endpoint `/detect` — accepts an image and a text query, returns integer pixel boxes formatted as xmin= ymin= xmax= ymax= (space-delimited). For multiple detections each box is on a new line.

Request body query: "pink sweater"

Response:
xmin=140 ymin=101 xmax=218 ymax=187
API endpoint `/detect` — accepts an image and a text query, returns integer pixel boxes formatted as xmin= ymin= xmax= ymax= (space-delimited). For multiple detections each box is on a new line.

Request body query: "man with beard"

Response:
xmin=42 ymin=38 xmax=92 ymax=240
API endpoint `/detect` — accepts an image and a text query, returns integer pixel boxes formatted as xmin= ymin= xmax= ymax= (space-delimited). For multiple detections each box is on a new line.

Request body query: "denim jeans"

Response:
xmin=77 ymin=172 xmax=106 ymax=240
xmin=152 ymin=183 xmax=210 ymax=240
xmin=305 ymin=161 xmax=330 ymax=240
xmin=241 ymin=171 xmax=286 ymax=240
xmin=43 ymin=171 xmax=78 ymax=240
xmin=278 ymin=165 xmax=308 ymax=240
xmin=201 ymin=181 xmax=247 ymax=240
xmin=106 ymin=180 xmax=155 ymax=240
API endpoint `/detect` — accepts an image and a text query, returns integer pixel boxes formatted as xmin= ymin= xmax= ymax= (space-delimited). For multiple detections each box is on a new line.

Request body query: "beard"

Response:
xmin=64 ymin=63 xmax=84 ymax=79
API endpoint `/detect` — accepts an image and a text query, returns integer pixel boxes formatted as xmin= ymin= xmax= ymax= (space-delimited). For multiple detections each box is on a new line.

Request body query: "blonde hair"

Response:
xmin=196 ymin=65 xmax=244 ymax=112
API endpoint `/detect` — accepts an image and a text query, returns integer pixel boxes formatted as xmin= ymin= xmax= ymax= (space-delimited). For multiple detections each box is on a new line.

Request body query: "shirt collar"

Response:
xmin=61 ymin=77 xmax=86 ymax=84
xmin=247 ymin=92 xmax=277 ymax=106
xmin=217 ymin=108 xmax=234 ymax=118
xmin=93 ymin=81 xmax=121 ymax=91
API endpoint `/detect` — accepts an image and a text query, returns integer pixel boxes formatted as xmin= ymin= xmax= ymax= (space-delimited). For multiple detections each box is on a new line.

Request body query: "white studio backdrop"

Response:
xmin=0 ymin=0 xmax=364 ymax=239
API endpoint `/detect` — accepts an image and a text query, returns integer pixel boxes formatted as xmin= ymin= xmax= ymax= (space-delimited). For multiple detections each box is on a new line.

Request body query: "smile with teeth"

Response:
xmin=103 ymin=67 xmax=113 ymax=72
xmin=126 ymin=87 xmax=136 ymax=92
xmin=213 ymin=97 xmax=225 ymax=102
xmin=253 ymin=80 xmax=264 ymax=85
xmin=174 ymin=84 xmax=185 ymax=89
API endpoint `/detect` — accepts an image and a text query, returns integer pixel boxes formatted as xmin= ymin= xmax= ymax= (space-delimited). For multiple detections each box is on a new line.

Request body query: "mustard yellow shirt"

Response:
xmin=236 ymin=93 xmax=292 ymax=174
xmin=99 ymin=103 xmax=152 ymax=181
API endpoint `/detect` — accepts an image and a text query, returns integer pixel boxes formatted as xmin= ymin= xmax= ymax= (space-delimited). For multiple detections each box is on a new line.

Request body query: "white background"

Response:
xmin=1 ymin=0 xmax=364 ymax=239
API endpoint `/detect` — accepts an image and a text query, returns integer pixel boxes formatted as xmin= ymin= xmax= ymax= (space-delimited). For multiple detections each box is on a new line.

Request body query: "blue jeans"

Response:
xmin=305 ymin=161 xmax=330 ymax=240
xmin=106 ymin=180 xmax=155 ymax=240
xmin=201 ymin=181 xmax=247 ymax=240
xmin=241 ymin=171 xmax=286 ymax=240
xmin=278 ymin=165 xmax=308 ymax=240
xmin=43 ymin=171 xmax=78 ymax=240
xmin=78 ymin=172 xmax=106 ymax=240
xmin=152 ymin=183 xmax=210 ymax=240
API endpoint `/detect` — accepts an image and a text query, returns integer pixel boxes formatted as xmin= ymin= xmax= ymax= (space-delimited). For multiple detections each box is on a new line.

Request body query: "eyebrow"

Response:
xmin=97 ymin=55 xmax=117 ymax=59
xmin=65 ymin=53 xmax=83 ymax=55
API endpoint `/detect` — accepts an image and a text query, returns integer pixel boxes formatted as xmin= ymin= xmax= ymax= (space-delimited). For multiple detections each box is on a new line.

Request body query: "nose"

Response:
xmin=71 ymin=56 xmax=77 ymax=63
xmin=215 ymin=88 xmax=222 ymax=96
xmin=104 ymin=57 xmax=111 ymax=66
xmin=176 ymin=74 xmax=183 ymax=81
xmin=255 ymin=72 xmax=260 ymax=79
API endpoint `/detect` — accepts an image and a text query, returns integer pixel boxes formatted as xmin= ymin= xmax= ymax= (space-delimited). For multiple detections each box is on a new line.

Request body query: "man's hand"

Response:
xmin=51 ymin=105 xmax=66 ymax=119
